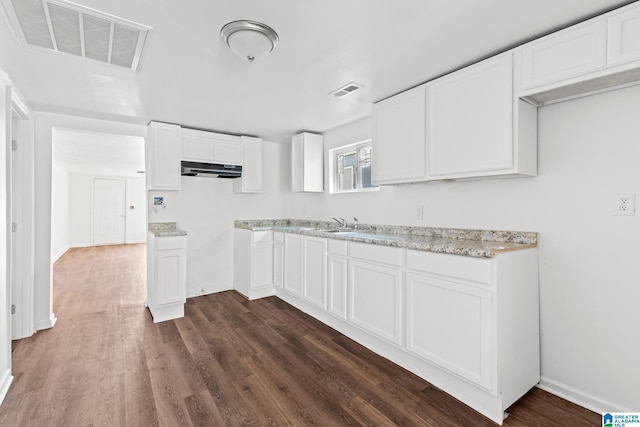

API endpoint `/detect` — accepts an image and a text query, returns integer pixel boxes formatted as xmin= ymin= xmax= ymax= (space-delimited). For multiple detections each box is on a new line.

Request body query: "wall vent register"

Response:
xmin=0 ymin=0 xmax=151 ymax=70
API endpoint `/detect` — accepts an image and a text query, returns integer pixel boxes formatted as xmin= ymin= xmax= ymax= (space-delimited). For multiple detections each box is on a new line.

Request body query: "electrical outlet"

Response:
xmin=614 ymin=193 xmax=635 ymax=216
xmin=416 ymin=205 xmax=424 ymax=220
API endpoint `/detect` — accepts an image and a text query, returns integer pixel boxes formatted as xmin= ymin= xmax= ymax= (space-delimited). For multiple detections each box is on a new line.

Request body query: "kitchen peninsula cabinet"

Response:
xmin=372 ymin=85 xmax=427 ymax=184
xmin=234 ymin=229 xmax=274 ymax=300
xmin=291 ymin=132 xmax=324 ymax=192
xmin=427 ymin=54 xmax=537 ymax=179
xmin=146 ymin=121 xmax=181 ymax=190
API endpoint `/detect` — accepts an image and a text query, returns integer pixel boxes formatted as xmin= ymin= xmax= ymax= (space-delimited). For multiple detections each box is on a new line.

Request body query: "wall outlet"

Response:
xmin=416 ymin=205 xmax=424 ymax=220
xmin=614 ymin=193 xmax=635 ymax=216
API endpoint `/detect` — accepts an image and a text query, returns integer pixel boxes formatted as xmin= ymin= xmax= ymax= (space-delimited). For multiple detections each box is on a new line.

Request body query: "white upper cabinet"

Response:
xmin=608 ymin=5 xmax=640 ymax=67
xmin=372 ymin=85 xmax=427 ymax=184
xmin=520 ymin=20 xmax=607 ymax=90
xmin=146 ymin=121 xmax=181 ymax=191
xmin=181 ymin=128 xmax=243 ymax=165
xmin=234 ymin=136 xmax=263 ymax=194
xmin=428 ymin=54 xmax=535 ymax=179
xmin=291 ymin=132 xmax=323 ymax=192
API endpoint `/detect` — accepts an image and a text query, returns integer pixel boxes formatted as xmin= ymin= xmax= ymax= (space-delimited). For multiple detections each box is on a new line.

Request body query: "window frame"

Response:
xmin=328 ymin=139 xmax=379 ymax=194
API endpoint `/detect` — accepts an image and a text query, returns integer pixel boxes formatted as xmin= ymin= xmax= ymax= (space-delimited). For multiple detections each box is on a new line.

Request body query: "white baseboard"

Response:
xmin=537 ymin=377 xmax=630 ymax=414
xmin=35 ymin=313 xmax=57 ymax=331
xmin=0 ymin=369 xmax=13 ymax=405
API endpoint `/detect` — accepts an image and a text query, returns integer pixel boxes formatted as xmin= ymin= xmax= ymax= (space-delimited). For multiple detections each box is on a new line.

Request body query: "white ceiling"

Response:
xmin=52 ymin=128 xmax=145 ymax=177
xmin=0 ymin=0 xmax=634 ymax=143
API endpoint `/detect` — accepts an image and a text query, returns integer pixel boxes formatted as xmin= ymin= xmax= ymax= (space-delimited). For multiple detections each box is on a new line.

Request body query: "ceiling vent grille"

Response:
xmin=330 ymin=82 xmax=364 ymax=98
xmin=1 ymin=0 xmax=151 ymax=70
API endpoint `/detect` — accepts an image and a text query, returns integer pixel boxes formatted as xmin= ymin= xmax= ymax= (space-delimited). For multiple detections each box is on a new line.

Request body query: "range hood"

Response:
xmin=181 ymin=161 xmax=242 ymax=178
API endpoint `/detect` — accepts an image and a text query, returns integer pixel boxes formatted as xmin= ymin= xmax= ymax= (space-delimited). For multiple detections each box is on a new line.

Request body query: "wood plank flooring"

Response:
xmin=0 ymin=244 xmax=600 ymax=426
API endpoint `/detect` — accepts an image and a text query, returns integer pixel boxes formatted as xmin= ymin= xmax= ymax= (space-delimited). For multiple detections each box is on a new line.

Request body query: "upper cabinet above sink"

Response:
xmin=372 ymin=53 xmax=537 ymax=185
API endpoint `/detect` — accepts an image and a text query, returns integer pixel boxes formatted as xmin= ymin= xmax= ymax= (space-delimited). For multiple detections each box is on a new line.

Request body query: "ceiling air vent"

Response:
xmin=330 ymin=82 xmax=364 ymax=99
xmin=0 ymin=0 xmax=151 ymax=70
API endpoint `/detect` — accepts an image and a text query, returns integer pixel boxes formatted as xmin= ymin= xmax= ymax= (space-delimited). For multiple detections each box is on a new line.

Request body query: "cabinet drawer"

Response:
xmin=252 ymin=230 xmax=273 ymax=243
xmin=157 ymin=236 xmax=186 ymax=250
xmin=328 ymin=239 xmax=348 ymax=256
xmin=349 ymin=242 xmax=402 ymax=267
xmin=406 ymin=250 xmax=491 ymax=284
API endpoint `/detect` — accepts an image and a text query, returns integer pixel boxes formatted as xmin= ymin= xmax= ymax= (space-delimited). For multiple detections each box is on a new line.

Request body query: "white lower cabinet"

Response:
xmin=284 ymin=233 xmax=304 ymax=296
xmin=147 ymin=233 xmax=186 ymax=322
xmin=242 ymin=230 xmax=539 ymax=425
xmin=349 ymin=260 xmax=403 ymax=346
xmin=406 ymin=273 xmax=492 ymax=390
xmin=303 ymin=236 xmax=327 ymax=309
xmin=233 ymin=229 xmax=275 ymax=300
xmin=273 ymin=232 xmax=284 ymax=289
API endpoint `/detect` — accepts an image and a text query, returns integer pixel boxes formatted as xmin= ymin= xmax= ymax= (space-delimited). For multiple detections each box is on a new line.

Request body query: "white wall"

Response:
xmin=287 ymin=86 xmax=640 ymax=412
xmin=50 ymin=165 xmax=69 ymax=262
xmin=0 ymin=70 xmax=13 ymax=403
xmin=67 ymin=174 xmax=146 ymax=248
xmin=149 ymin=141 xmax=289 ymax=297
xmin=33 ymin=112 xmax=147 ymax=331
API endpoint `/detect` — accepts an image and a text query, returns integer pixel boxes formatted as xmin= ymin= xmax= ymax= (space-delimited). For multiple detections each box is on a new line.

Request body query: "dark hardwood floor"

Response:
xmin=0 ymin=244 xmax=600 ymax=426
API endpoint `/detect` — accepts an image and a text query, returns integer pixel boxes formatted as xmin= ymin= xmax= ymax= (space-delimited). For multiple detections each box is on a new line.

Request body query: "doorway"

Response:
xmin=92 ymin=178 xmax=126 ymax=246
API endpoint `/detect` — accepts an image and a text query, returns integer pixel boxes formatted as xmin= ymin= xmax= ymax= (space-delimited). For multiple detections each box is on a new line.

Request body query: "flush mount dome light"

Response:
xmin=220 ymin=20 xmax=278 ymax=63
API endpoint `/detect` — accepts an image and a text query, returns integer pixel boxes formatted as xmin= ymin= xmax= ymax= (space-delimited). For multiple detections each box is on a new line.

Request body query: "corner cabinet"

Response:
xmin=372 ymin=85 xmax=427 ymax=184
xmin=234 ymin=136 xmax=263 ymax=193
xmin=146 ymin=122 xmax=181 ymax=190
xmin=147 ymin=233 xmax=186 ymax=322
xmin=427 ymin=53 xmax=537 ymax=179
xmin=291 ymin=132 xmax=323 ymax=192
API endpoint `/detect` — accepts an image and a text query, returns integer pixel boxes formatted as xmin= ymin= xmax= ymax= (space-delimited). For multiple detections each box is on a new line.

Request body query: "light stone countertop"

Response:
xmin=235 ymin=219 xmax=537 ymax=258
xmin=148 ymin=222 xmax=187 ymax=237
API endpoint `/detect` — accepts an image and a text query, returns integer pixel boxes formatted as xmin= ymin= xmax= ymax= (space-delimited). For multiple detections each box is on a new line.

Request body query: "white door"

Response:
xmin=92 ymin=178 xmax=126 ymax=245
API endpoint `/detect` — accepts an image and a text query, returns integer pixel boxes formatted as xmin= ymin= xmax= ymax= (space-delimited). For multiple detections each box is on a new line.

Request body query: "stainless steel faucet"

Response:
xmin=331 ymin=217 xmax=347 ymax=228
xmin=353 ymin=217 xmax=358 ymax=230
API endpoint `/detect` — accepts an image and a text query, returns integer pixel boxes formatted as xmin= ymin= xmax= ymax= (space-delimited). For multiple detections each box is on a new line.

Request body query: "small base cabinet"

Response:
xmin=234 ymin=229 xmax=275 ymax=300
xmin=147 ymin=233 xmax=187 ymax=322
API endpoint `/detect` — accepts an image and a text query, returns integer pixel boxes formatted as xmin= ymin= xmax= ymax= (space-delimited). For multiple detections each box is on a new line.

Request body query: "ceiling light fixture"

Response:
xmin=220 ymin=20 xmax=279 ymax=63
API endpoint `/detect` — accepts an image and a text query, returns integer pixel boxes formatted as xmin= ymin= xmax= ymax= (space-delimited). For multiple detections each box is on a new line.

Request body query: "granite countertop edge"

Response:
xmin=235 ymin=219 xmax=537 ymax=258
xmin=148 ymin=222 xmax=188 ymax=237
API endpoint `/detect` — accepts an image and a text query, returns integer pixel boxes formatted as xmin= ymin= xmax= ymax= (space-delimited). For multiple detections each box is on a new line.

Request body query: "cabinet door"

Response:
xmin=234 ymin=137 xmax=263 ymax=193
xmin=608 ymin=5 xmax=640 ymax=67
xmin=182 ymin=136 xmax=214 ymax=161
xmin=156 ymin=249 xmax=186 ymax=305
xmin=406 ymin=273 xmax=493 ymax=390
xmin=327 ymin=256 xmax=347 ymax=319
xmin=372 ymin=85 xmax=426 ymax=184
xmin=213 ymin=140 xmax=243 ymax=165
xmin=147 ymin=122 xmax=181 ymax=190
xmin=291 ymin=134 xmax=304 ymax=192
xmin=273 ymin=242 xmax=284 ymax=289
xmin=428 ymin=54 xmax=513 ymax=177
xmin=521 ymin=20 xmax=607 ymax=90
xmin=284 ymin=234 xmax=304 ymax=296
xmin=303 ymin=236 xmax=327 ymax=309
xmin=349 ymin=260 xmax=403 ymax=345
xmin=252 ymin=243 xmax=273 ymax=289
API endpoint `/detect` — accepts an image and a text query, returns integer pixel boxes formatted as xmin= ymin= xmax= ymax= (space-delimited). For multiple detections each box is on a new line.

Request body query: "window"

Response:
xmin=329 ymin=140 xmax=379 ymax=193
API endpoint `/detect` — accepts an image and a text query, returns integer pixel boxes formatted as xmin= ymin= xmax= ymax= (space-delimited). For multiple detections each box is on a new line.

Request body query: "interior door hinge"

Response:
xmin=12 ymin=222 xmax=17 ymax=232
xmin=11 ymin=305 xmax=15 ymax=315
xmin=11 ymin=140 xmax=17 ymax=150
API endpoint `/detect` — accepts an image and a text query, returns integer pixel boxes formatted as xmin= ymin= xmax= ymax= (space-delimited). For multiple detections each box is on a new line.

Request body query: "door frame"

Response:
xmin=8 ymin=88 xmax=35 ymax=340
xmin=91 ymin=177 xmax=127 ymax=246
